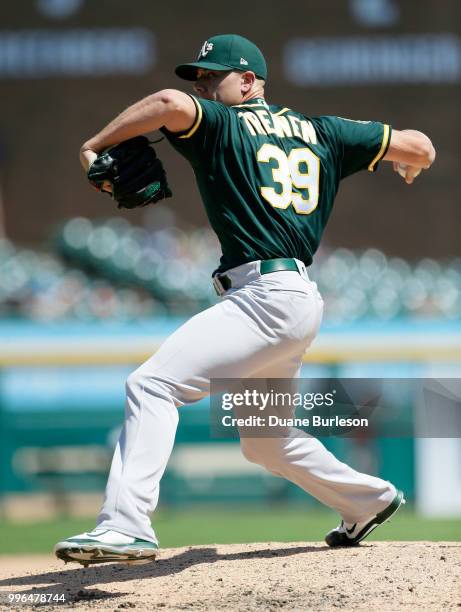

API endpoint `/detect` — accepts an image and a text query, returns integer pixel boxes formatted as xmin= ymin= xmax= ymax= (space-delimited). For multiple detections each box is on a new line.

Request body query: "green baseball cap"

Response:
xmin=175 ymin=34 xmax=267 ymax=81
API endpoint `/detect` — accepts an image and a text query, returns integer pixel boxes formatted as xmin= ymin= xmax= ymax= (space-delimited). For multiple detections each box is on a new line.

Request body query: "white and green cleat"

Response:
xmin=54 ymin=529 xmax=158 ymax=567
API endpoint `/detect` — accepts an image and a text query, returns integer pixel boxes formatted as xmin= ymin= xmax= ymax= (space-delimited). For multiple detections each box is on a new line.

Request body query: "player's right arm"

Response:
xmin=383 ymin=129 xmax=436 ymax=184
xmin=79 ymin=90 xmax=197 ymax=171
xmin=321 ymin=117 xmax=436 ymax=185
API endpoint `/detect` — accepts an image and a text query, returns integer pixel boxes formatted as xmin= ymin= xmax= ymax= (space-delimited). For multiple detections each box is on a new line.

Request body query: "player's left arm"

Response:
xmin=79 ymin=89 xmax=197 ymax=171
xmin=383 ymin=129 xmax=436 ymax=185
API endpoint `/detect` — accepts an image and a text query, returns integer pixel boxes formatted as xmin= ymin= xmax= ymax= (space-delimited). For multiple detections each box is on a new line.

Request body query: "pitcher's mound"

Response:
xmin=1 ymin=542 xmax=459 ymax=610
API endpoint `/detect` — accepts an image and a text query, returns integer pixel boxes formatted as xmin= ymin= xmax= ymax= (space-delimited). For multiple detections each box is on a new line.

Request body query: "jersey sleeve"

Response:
xmin=320 ymin=116 xmax=391 ymax=179
xmin=160 ymin=95 xmax=228 ymax=163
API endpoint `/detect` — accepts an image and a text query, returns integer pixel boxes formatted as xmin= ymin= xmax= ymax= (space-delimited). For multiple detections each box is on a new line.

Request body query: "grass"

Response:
xmin=0 ymin=506 xmax=459 ymax=554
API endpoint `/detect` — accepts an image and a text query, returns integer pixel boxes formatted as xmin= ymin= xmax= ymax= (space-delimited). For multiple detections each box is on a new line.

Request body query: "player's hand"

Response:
xmin=80 ymin=148 xmax=98 ymax=172
xmin=393 ymin=162 xmax=422 ymax=185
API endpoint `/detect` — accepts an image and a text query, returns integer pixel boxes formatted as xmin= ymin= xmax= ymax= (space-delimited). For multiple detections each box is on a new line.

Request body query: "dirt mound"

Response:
xmin=1 ymin=542 xmax=459 ymax=611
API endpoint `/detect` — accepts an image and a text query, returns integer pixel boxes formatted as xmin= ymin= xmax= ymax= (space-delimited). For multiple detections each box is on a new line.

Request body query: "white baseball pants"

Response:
xmin=97 ymin=260 xmax=396 ymax=543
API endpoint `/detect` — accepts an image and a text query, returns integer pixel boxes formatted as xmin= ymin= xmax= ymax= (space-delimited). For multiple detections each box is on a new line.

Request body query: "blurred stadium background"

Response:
xmin=0 ymin=0 xmax=460 ymax=551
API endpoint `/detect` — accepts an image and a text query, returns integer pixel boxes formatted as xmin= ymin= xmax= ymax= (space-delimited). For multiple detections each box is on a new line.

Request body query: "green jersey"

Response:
xmin=162 ymin=95 xmax=391 ymax=274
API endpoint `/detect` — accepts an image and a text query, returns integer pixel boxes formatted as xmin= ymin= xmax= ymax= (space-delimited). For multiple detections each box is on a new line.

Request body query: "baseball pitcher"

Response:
xmin=54 ymin=34 xmax=435 ymax=566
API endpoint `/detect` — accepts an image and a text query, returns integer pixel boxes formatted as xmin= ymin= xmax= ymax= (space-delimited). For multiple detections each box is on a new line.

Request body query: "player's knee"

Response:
xmin=125 ymin=370 xmax=169 ymax=401
xmin=125 ymin=367 xmax=207 ymax=407
xmin=125 ymin=370 xmax=145 ymax=396
xmin=126 ymin=370 xmax=190 ymax=410
xmin=240 ymin=438 xmax=282 ymax=466
xmin=240 ymin=439 xmax=261 ymax=464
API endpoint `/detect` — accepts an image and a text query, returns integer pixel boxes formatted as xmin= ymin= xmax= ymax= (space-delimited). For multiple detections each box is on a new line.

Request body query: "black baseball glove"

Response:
xmin=87 ymin=136 xmax=172 ymax=209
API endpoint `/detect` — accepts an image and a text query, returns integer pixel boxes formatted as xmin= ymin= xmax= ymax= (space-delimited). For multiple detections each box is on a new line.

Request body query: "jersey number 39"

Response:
xmin=257 ymin=144 xmax=320 ymax=215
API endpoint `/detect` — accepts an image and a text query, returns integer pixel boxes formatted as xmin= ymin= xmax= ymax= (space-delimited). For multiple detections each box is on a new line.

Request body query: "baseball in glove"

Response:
xmin=87 ymin=136 xmax=172 ymax=209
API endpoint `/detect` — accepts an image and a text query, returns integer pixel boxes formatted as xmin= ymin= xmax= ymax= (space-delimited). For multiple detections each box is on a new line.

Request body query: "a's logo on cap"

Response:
xmin=198 ymin=41 xmax=214 ymax=59
xmin=240 ymin=57 xmax=248 ymax=65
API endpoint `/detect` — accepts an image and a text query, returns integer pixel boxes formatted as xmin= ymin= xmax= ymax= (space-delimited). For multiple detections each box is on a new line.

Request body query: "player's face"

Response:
xmin=193 ymin=69 xmax=244 ymax=105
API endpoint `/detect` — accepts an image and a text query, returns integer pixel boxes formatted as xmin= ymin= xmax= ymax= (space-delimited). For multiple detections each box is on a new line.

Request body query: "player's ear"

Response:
xmin=240 ymin=71 xmax=256 ymax=93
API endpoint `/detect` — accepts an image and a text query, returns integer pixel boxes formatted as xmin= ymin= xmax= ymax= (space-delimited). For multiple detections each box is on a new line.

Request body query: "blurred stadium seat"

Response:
xmin=1 ymin=219 xmax=460 ymax=323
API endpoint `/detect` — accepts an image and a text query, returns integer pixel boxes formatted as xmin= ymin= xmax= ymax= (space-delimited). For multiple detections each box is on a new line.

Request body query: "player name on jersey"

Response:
xmin=237 ymin=107 xmax=317 ymax=144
